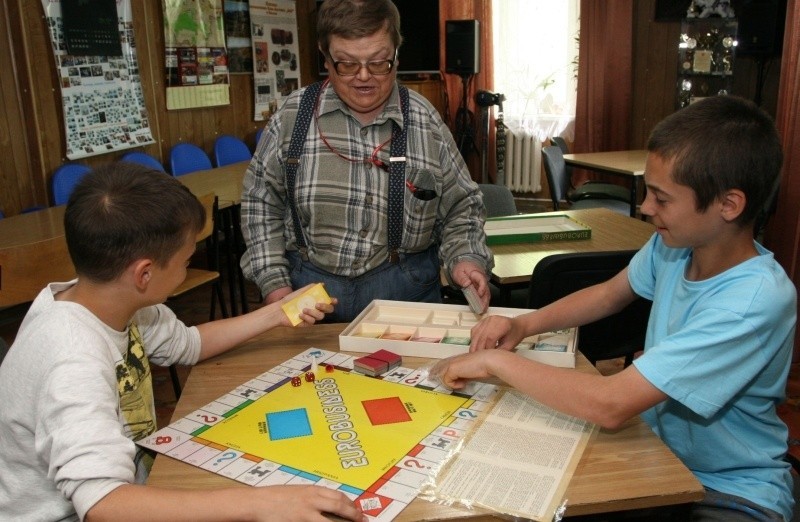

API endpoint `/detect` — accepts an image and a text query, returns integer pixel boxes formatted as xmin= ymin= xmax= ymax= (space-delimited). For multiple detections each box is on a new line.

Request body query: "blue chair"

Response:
xmin=213 ymin=135 xmax=252 ymax=167
xmin=121 ymin=151 xmax=166 ymax=172
xmin=254 ymin=127 xmax=265 ymax=151
xmin=169 ymin=143 xmax=212 ymax=177
xmin=52 ymin=163 xmax=91 ymax=205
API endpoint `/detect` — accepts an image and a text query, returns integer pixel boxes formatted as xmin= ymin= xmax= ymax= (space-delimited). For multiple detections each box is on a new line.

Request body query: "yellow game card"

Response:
xmin=281 ymin=283 xmax=332 ymax=326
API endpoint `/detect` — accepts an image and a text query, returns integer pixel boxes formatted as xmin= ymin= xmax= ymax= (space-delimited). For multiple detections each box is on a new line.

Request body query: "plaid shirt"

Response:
xmin=240 ymin=82 xmax=493 ymax=298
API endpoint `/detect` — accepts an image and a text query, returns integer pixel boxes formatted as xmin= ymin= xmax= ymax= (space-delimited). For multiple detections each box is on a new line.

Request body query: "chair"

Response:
xmin=254 ymin=127 xmax=265 ymax=151
xmin=169 ymin=143 xmax=212 ymax=177
xmin=442 ymin=184 xmax=521 ymax=308
xmin=213 ymin=135 xmax=252 ymax=167
xmin=166 ymin=193 xmax=228 ymax=398
xmin=478 ymin=183 xmax=517 ymax=218
xmin=52 ymin=163 xmax=91 ymax=206
xmin=542 ymin=146 xmax=630 ymax=215
xmin=527 ymin=250 xmax=652 ymax=366
xmin=121 ymin=151 xmax=166 ymax=172
xmin=0 ymin=236 xmax=76 ymax=308
xmin=550 ymin=137 xmax=632 ymax=204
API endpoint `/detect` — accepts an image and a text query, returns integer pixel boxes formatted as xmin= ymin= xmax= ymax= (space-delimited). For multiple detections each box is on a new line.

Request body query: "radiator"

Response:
xmin=503 ymin=130 xmax=543 ymax=193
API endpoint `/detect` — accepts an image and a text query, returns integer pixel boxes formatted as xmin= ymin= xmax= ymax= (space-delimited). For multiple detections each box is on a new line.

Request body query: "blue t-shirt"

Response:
xmin=629 ymin=234 xmax=796 ymax=520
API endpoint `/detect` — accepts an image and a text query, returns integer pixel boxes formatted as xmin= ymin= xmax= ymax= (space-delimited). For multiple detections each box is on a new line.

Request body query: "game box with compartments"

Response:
xmin=339 ymin=300 xmax=577 ymax=368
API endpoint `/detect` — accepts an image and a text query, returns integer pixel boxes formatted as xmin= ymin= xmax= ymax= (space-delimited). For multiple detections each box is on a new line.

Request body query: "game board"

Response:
xmin=138 ymin=347 xmax=500 ymax=521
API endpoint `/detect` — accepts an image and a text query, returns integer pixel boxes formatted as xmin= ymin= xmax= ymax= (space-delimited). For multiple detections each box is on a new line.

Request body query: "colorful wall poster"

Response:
xmin=42 ymin=0 xmax=155 ymax=160
xmin=163 ymin=0 xmax=231 ymax=109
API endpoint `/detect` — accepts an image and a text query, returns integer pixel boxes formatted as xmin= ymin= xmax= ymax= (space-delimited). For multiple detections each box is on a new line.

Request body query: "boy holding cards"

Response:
xmin=0 ymin=163 xmax=365 ymax=521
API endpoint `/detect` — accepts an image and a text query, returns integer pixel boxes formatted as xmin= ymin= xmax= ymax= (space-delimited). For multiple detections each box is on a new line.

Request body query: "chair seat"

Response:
xmin=170 ymin=269 xmax=221 ymax=298
xmin=571 ymin=181 xmax=630 ymax=204
xmin=569 ymin=197 xmax=631 ymax=215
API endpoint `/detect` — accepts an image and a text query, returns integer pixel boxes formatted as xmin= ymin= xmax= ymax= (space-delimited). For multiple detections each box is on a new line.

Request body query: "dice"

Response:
xmin=304 ymin=371 xmax=316 ymax=383
xmin=291 ymin=376 xmax=302 ymax=387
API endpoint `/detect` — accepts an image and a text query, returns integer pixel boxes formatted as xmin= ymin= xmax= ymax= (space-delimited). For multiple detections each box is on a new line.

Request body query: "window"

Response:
xmin=492 ymin=0 xmax=580 ymax=141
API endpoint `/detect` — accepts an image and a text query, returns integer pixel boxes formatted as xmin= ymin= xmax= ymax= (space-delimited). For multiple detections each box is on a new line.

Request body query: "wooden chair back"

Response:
xmin=0 ymin=235 xmax=76 ymax=307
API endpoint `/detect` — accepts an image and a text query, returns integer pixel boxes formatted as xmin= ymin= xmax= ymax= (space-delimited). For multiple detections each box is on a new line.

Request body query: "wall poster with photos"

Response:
xmin=42 ymin=0 xmax=155 ymax=160
xmin=224 ymin=0 xmax=253 ymax=74
xmin=163 ymin=0 xmax=231 ymax=110
xmin=249 ymin=0 xmax=302 ymax=121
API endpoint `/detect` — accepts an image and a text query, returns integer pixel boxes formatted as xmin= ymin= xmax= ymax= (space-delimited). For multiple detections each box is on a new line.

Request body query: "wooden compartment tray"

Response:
xmin=339 ymin=300 xmax=577 ymax=368
xmin=484 ymin=213 xmax=591 ymax=245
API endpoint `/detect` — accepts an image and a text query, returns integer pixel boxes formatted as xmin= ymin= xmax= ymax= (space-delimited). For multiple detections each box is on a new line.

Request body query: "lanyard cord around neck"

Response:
xmin=313 ymin=79 xmax=393 ymax=172
xmin=286 ymin=81 xmax=409 ymax=263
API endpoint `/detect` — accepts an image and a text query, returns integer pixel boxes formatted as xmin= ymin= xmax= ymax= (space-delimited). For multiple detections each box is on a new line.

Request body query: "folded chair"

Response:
xmin=542 ymin=146 xmax=630 ymax=215
xmin=166 ymin=193 xmax=228 ymax=397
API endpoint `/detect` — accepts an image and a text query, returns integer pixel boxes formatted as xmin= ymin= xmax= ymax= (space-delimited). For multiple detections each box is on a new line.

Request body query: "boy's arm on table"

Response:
xmin=194 ymin=284 xmax=336 ymax=362
xmin=86 ymin=483 xmax=365 ymax=522
xmin=437 ymin=268 xmax=668 ymax=429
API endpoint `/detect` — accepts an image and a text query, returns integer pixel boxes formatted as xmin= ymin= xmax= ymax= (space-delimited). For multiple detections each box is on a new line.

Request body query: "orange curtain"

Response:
xmin=439 ymin=0 xmax=493 ymax=182
xmin=763 ymin=0 xmax=800 ymax=360
xmin=574 ymin=1 xmax=634 ymax=156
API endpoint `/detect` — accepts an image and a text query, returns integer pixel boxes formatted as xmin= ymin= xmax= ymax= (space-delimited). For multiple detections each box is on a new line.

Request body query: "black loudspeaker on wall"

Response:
xmin=736 ymin=0 xmax=786 ymax=57
xmin=445 ymin=20 xmax=480 ymax=75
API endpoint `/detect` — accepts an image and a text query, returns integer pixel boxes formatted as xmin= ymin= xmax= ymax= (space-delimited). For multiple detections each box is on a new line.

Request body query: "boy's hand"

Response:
xmin=278 ymin=283 xmax=337 ymax=327
xmin=252 ymin=485 xmax=366 ymax=521
xmin=432 ymin=351 xmax=504 ymax=390
xmin=469 ymin=315 xmax=524 ymax=352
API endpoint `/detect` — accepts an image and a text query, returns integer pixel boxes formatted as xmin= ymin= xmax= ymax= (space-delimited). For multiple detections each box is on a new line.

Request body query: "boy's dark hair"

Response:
xmin=316 ymin=0 xmax=402 ymax=57
xmin=64 ymin=162 xmax=205 ymax=282
xmin=647 ymin=95 xmax=782 ymax=226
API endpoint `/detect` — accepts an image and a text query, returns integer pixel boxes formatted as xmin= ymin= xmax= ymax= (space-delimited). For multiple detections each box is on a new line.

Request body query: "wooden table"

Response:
xmin=0 ymin=163 xmax=252 ymax=310
xmin=0 ymin=205 xmax=66 ymax=249
xmin=0 ymin=161 xmax=251 ymax=249
xmin=177 ymin=160 xmax=249 ymax=209
xmin=147 ymin=323 xmax=703 ymax=519
xmin=489 ymin=208 xmax=655 ymax=304
xmin=563 ymin=150 xmax=647 ymax=217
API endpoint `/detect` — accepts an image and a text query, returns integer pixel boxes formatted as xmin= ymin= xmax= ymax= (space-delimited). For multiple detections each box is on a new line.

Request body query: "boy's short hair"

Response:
xmin=316 ymin=0 xmax=402 ymax=57
xmin=647 ymin=95 xmax=782 ymax=226
xmin=64 ymin=162 xmax=205 ymax=282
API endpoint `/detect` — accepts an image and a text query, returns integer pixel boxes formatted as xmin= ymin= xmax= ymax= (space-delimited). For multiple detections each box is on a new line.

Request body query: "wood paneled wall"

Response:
xmin=0 ymin=0 xmax=318 ymax=215
xmin=0 ymin=0 xmax=782 ymax=216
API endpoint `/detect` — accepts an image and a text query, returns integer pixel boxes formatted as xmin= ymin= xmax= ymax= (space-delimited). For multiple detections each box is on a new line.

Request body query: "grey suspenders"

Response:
xmin=285 ymin=81 xmax=410 ymax=263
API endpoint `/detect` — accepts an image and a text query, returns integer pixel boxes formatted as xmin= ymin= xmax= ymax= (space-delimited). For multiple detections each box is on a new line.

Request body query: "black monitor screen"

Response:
xmin=315 ymin=0 xmax=441 ymax=75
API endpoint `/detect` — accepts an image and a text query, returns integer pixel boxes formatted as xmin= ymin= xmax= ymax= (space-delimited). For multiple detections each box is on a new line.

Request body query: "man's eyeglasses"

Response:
xmin=329 ymin=49 xmax=398 ymax=76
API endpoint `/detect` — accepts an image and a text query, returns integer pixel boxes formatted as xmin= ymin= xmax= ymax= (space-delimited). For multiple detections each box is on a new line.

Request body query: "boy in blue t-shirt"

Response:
xmin=433 ymin=95 xmax=796 ymax=521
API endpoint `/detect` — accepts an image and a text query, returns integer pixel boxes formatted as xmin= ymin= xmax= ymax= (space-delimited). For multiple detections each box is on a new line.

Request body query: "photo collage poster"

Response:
xmin=249 ymin=0 xmax=302 ymax=121
xmin=162 ymin=0 xmax=231 ymax=110
xmin=224 ymin=0 xmax=253 ymax=74
xmin=42 ymin=0 xmax=155 ymax=160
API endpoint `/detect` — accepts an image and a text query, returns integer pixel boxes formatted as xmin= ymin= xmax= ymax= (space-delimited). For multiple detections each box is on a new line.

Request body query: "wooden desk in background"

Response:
xmin=177 ymin=160 xmax=249 ymax=209
xmin=563 ymin=150 xmax=647 ymax=217
xmin=0 ymin=162 xmax=252 ymax=309
xmin=147 ymin=323 xmax=703 ymax=520
xmin=489 ymin=208 xmax=655 ymax=304
xmin=0 ymin=161 xmax=251 ymax=249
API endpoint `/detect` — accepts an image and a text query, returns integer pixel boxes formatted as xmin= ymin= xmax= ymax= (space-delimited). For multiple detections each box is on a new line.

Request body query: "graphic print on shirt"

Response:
xmin=116 ymin=322 xmax=156 ymax=442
